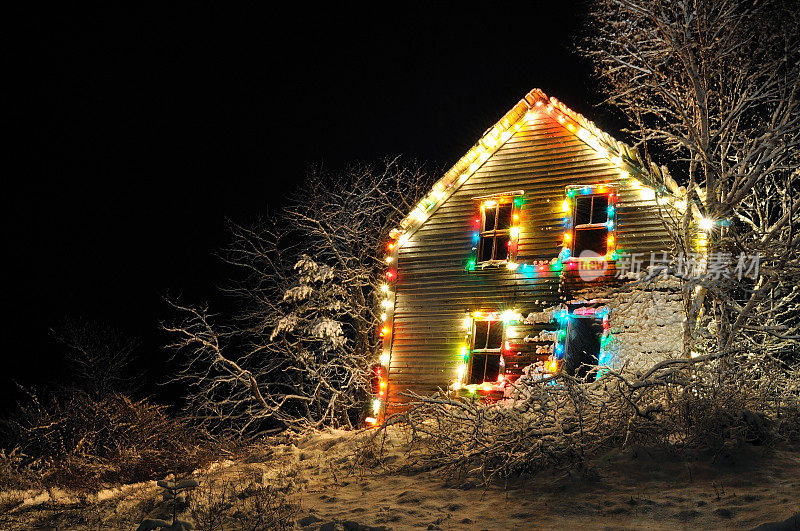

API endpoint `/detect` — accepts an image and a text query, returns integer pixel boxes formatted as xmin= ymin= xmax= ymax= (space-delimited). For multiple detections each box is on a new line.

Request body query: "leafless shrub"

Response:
xmin=137 ymin=478 xmax=199 ymax=531
xmin=52 ymin=316 xmax=143 ymax=399
xmin=189 ymin=468 xmax=296 ymax=530
xmin=0 ymin=447 xmax=40 ymax=491
xmin=2 ymin=389 xmax=221 ymax=488
xmin=378 ymin=350 xmax=800 ymax=485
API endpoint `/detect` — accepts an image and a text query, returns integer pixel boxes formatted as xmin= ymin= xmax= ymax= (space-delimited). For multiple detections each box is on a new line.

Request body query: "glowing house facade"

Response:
xmin=373 ymin=89 xmax=692 ymax=418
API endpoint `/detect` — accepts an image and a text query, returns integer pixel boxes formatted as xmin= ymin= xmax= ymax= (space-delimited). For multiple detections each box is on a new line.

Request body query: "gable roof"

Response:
xmin=389 ymin=88 xmax=690 ymax=247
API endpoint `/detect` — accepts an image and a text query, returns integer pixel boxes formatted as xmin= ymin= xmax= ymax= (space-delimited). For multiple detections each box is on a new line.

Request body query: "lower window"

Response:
xmin=563 ymin=316 xmax=603 ymax=379
xmin=469 ymin=318 xmax=503 ymax=384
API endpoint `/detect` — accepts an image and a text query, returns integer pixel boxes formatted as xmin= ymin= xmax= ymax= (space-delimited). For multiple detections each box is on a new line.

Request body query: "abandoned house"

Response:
xmin=370 ymin=88 xmax=699 ymax=420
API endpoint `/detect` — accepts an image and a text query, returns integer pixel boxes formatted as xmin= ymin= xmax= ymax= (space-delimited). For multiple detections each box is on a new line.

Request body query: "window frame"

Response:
xmin=562 ymin=184 xmax=617 ymax=262
xmin=476 ymin=197 xmax=517 ymax=265
xmin=564 ymin=315 xmax=601 ymax=369
xmin=467 ymin=314 xmax=504 ymax=384
xmin=572 ymin=194 xmax=609 ymax=257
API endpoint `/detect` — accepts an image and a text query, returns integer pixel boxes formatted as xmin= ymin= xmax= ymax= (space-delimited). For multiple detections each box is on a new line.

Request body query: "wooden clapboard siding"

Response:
xmin=386 ymin=110 xmax=673 ymax=409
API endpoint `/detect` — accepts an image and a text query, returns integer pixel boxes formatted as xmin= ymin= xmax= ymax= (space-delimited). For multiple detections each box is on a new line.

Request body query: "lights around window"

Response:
xmin=561 ymin=185 xmax=618 ymax=262
xmin=467 ymin=196 xmax=523 ymax=271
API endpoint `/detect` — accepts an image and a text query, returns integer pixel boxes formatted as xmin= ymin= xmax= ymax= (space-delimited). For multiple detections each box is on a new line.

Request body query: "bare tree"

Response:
xmin=164 ymin=159 xmax=432 ymax=433
xmin=51 ymin=317 xmax=141 ymax=399
xmin=583 ymin=0 xmax=800 ymax=357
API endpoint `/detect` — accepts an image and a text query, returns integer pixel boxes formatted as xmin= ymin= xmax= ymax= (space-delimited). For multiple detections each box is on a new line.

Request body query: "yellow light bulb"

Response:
xmin=698 ymin=217 xmax=715 ymax=231
xmin=639 ymin=188 xmax=656 ymax=201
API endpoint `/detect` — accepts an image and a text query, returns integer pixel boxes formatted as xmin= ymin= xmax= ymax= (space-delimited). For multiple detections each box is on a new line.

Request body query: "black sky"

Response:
xmin=8 ymin=2 xmax=610 ymax=404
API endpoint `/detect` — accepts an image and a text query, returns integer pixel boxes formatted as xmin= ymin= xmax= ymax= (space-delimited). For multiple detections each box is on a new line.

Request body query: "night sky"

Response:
xmin=8 ymin=2 xmax=612 ymax=404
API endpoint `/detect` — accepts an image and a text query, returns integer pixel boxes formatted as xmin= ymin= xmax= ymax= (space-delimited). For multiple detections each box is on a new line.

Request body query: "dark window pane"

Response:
xmin=575 ymin=196 xmax=592 ymax=225
xmin=468 ymin=354 xmax=501 ymax=384
xmin=591 ymin=196 xmax=609 ymax=224
xmin=469 ymin=354 xmax=487 ymax=384
xmin=483 ymin=206 xmax=496 ymax=231
xmin=494 ymin=235 xmax=510 ymax=260
xmin=496 ymin=204 xmax=513 ymax=230
xmin=486 ymin=321 xmax=503 ymax=349
xmin=564 ymin=317 xmax=603 ymax=379
xmin=574 ymin=228 xmax=607 ymax=256
xmin=473 ymin=321 xmax=489 ymax=350
xmin=484 ymin=354 xmax=501 ymax=382
xmin=479 ymin=236 xmax=494 ymax=262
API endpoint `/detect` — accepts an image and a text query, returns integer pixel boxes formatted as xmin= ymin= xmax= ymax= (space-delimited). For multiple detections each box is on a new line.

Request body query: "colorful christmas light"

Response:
xmin=378 ymin=89 xmax=694 ymax=420
xmin=560 ymin=184 xmax=618 ymax=263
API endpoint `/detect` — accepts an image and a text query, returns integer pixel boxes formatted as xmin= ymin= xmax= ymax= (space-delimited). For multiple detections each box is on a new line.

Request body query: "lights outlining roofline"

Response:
xmin=388 ymin=89 xmax=688 ymax=256
xmin=378 ymin=88 xmax=705 ymax=413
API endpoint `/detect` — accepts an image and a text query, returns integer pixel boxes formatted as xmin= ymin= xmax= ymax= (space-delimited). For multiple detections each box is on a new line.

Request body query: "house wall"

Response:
xmin=387 ymin=107 xmax=679 ymax=410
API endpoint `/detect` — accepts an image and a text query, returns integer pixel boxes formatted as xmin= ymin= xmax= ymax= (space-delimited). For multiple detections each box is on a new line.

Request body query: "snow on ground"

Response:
xmin=2 ymin=427 xmax=799 ymax=529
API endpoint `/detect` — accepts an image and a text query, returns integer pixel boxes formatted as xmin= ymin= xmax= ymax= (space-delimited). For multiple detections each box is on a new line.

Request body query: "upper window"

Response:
xmin=469 ymin=318 xmax=503 ymax=384
xmin=478 ymin=199 xmax=513 ymax=262
xmin=572 ymin=194 xmax=608 ymax=257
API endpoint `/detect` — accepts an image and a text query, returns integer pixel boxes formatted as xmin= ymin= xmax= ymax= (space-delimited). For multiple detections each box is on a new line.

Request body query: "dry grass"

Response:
xmin=189 ymin=467 xmax=298 ymax=530
xmin=1 ymin=390 xmax=230 ymax=490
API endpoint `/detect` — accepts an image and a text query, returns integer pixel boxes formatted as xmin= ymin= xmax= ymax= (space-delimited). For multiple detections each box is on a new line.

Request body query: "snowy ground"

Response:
xmin=1 ymin=427 xmax=799 ymax=529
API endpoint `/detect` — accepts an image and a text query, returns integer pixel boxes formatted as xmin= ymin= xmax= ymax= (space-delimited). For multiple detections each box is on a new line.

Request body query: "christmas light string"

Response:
xmin=370 ymin=90 xmax=710 ymax=424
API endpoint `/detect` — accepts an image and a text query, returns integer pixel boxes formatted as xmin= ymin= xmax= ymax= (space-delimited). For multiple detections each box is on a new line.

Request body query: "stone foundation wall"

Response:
xmin=604 ymin=279 xmax=685 ymax=375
